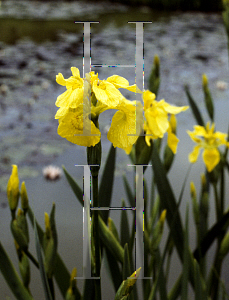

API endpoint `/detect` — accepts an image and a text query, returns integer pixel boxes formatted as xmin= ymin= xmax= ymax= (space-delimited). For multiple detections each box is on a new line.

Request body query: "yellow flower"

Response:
xmin=56 ymin=68 xmax=143 ymax=152
xmin=187 ymin=122 xmax=229 ymax=172
xmin=143 ymin=90 xmax=188 ymax=153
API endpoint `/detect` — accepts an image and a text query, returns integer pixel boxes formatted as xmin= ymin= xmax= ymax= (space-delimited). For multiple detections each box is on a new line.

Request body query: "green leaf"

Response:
xmin=108 ymin=217 xmax=120 ymax=243
xmin=0 ymin=242 xmax=34 ymax=300
xmin=104 ymin=247 xmax=122 ymax=292
xmin=184 ymin=85 xmax=204 ymax=126
xmin=114 ymin=268 xmax=141 ymax=300
xmin=98 ymin=215 xmax=124 ymax=264
xmin=34 ymin=221 xmax=53 ymax=300
xmin=99 ymin=144 xmax=116 ymax=224
xmin=62 ymin=166 xmax=83 ymax=206
xmin=194 ymin=259 xmax=206 ymax=300
xmin=152 ymin=145 xmax=184 ymax=262
xmin=122 ymin=174 xmax=135 ymax=207
xmin=193 ymin=209 xmax=229 ymax=261
xmin=123 ymin=244 xmax=131 ymax=281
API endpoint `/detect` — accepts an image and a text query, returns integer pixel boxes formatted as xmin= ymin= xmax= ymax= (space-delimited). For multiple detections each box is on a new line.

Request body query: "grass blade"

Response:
xmin=62 ymin=166 xmax=83 ymax=206
xmin=184 ymin=85 xmax=204 ymax=126
xmin=34 ymin=220 xmax=53 ymax=300
xmin=152 ymin=145 xmax=184 ymax=262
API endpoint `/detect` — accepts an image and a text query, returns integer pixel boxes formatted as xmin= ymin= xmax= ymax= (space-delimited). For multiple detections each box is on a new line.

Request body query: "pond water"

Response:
xmin=1 ymin=1 xmax=229 ymax=299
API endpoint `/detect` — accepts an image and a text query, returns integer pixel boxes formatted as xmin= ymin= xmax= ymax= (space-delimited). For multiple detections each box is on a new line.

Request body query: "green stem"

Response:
xmin=24 ymin=249 xmax=39 ymax=269
xmin=92 ymin=174 xmax=101 ymax=300
xmin=213 ymin=183 xmax=221 ymax=222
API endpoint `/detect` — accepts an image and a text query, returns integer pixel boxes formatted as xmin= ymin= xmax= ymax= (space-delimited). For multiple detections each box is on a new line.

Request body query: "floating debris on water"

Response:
xmin=42 ymin=165 xmax=62 ymax=181
xmin=216 ymin=80 xmax=228 ymax=90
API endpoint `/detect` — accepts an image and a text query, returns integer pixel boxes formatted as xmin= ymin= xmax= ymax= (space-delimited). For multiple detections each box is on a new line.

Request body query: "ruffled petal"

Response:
xmin=92 ymin=80 xmax=123 ymax=107
xmin=57 ymin=108 xmax=101 ymax=147
xmin=107 ymin=100 xmax=143 ymax=152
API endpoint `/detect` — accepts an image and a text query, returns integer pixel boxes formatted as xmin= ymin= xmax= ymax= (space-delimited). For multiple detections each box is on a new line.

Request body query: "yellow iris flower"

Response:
xmin=143 ymin=90 xmax=188 ymax=153
xmin=55 ymin=68 xmax=188 ymax=154
xmin=55 ymin=67 xmax=141 ymax=153
xmin=187 ymin=122 xmax=229 ymax=172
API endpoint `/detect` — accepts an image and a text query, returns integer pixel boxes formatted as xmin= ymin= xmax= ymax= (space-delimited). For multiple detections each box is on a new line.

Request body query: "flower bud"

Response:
xmin=149 ymin=55 xmax=160 ymax=95
xmin=202 ymin=73 xmax=214 ymax=121
xmin=11 ymin=212 xmax=29 ymax=251
xmin=65 ymin=267 xmax=77 ymax=300
xmin=201 ymin=173 xmax=207 ymax=192
xmin=21 ymin=182 xmax=28 ymax=213
xmin=170 ymin=114 xmax=177 ymax=134
xmin=7 ymin=165 xmax=20 ymax=214
xmin=43 ymin=204 xmax=57 ymax=278
xmin=190 ymin=181 xmax=197 ymax=199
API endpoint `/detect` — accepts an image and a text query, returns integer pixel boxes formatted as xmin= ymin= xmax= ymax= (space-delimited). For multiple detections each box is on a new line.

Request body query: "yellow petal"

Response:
xmin=159 ymin=100 xmax=189 ymax=114
xmin=203 ymin=148 xmax=220 ymax=172
xmin=192 ymin=125 xmax=207 ymax=137
xmin=57 ymin=108 xmax=101 ymax=147
xmin=107 ymin=100 xmax=143 ymax=152
xmin=167 ymin=130 xmax=179 ymax=154
xmin=92 ymin=80 xmax=122 ymax=107
xmin=189 ymin=145 xmax=201 ymax=163
xmin=143 ymin=90 xmax=156 ymax=110
xmin=145 ymin=108 xmax=169 ymax=138
xmin=71 ymin=67 xmax=80 ymax=77
xmin=56 ymin=73 xmax=66 ymax=86
xmin=106 ymin=75 xmax=129 ymax=88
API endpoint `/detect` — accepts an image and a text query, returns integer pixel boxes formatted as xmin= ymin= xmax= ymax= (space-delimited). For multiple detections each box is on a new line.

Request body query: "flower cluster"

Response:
xmin=55 ymin=67 xmax=188 ymax=154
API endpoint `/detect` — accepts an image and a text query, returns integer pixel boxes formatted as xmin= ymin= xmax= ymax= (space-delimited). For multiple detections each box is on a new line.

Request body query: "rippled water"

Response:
xmin=1 ymin=1 xmax=229 ymax=299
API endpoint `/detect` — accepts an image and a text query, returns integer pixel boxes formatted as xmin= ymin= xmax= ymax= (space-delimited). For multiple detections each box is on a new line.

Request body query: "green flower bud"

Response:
xmin=149 ymin=55 xmax=160 ymax=95
xmin=43 ymin=204 xmax=57 ymax=278
xmin=190 ymin=181 xmax=197 ymax=199
xmin=21 ymin=182 xmax=29 ymax=213
xmin=65 ymin=268 xmax=77 ymax=300
xmin=7 ymin=165 xmax=20 ymax=214
xmin=11 ymin=210 xmax=29 ymax=251
xmin=202 ymin=73 xmax=214 ymax=121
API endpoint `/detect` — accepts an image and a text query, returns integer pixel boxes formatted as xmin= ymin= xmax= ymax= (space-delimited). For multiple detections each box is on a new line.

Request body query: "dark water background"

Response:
xmin=1 ymin=1 xmax=229 ymax=299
